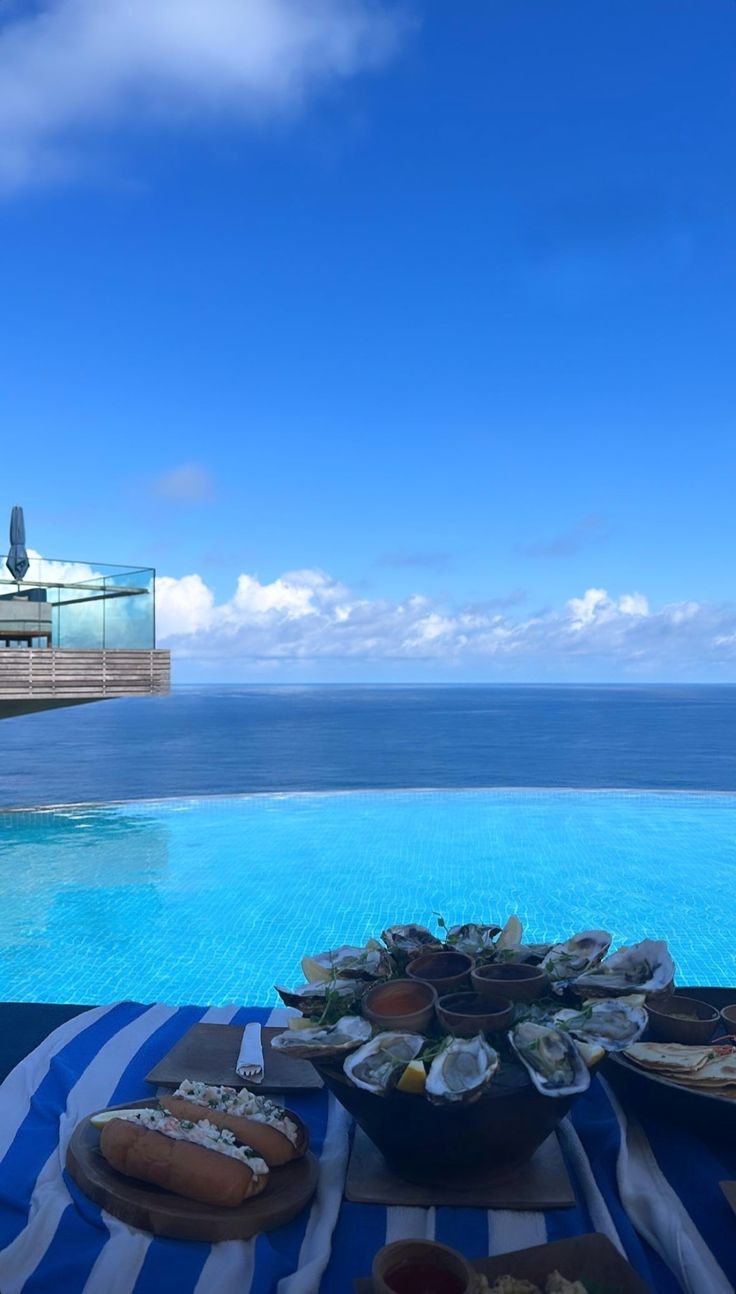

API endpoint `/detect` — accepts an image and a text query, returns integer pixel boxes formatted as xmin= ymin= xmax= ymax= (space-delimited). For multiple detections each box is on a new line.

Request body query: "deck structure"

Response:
xmin=0 ymin=648 xmax=170 ymax=717
xmin=0 ymin=556 xmax=170 ymax=718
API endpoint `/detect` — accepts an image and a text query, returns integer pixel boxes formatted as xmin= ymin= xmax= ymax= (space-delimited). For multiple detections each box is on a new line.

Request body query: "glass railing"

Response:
xmin=0 ymin=557 xmax=156 ymax=649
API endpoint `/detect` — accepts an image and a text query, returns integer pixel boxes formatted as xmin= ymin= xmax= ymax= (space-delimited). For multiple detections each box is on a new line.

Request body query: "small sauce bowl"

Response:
xmin=436 ymin=991 xmax=513 ymax=1037
xmin=647 ymin=993 xmax=720 ymax=1045
xmin=362 ymin=978 xmax=437 ymax=1033
xmin=471 ymin=962 xmax=550 ymax=1003
xmin=372 ymin=1239 xmax=475 ymax=1294
xmin=406 ymin=951 xmax=474 ymax=995
xmin=719 ymin=1003 xmax=736 ymax=1036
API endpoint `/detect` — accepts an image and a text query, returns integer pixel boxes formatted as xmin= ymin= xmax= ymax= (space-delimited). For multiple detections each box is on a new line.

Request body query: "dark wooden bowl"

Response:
xmin=314 ymin=1059 xmax=573 ymax=1185
xmin=720 ymin=1004 xmax=736 ymax=1036
xmin=407 ymin=951 xmax=474 ymax=995
xmin=646 ymin=993 xmax=720 ymax=1044
xmin=362 ymin=979 xmax=437 ymax=1033
xmin=436 ymin=992 xmax=513 ymax=1038
xmin=471 ymin=962 xmax=550 ymax=1003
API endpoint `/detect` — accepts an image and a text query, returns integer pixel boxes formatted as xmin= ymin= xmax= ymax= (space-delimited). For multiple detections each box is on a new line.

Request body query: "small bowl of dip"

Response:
xmin=647 ymin=993 xmax=720 ymax=1045
xmin=436 ymin=991 xmax=513 ymax=1038
xmin=406 ymin=950 xmax=474 ymax=995
xmin=362 ymin=978 xmax=437 ymax=1033
xmin=471 ymin=962 xmax=550 ymax=1003
xmin=372 ymin=1239 xmax=475 ymax=1294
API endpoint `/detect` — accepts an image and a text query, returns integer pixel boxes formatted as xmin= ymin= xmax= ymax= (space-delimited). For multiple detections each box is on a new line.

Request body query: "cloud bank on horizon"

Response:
xmin=0 ymin=0 xmax=403 ymax=190
xmin=155 ymin=567 xmax=736 ymax=679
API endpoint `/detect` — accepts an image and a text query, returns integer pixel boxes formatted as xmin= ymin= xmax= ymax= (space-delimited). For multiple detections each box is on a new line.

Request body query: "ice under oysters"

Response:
xmin=425 ymin=1034 xmax=500 ymax=1104
xmin=510 ymin=1022 xmax=590 ymax=1098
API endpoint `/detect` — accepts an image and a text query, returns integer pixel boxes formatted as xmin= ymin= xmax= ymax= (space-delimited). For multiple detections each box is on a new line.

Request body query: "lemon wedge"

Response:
xmin=397 ymin=1060 xmax=426 ymax=1095
xmin=90 ymin=1108 xmax=140 ymax=1128
xmin=575 ymin=1041 xmax=605 ymax=1069
xmin=301 ymin=955 xmax=331 ymax=983
xmin=287 ymin=1015 xmax=315 ymax=1031
xmin=495 ymin=914 xmax=523 ymax=950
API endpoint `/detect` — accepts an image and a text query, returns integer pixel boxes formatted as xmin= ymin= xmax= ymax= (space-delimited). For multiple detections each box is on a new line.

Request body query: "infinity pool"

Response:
xmin=1 ymin=790 xmax=734 ymax=1004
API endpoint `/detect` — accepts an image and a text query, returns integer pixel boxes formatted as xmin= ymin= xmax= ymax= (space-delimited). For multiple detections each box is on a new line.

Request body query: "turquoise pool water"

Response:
xmin=1 ymin=790 xmax=735 ymax=1005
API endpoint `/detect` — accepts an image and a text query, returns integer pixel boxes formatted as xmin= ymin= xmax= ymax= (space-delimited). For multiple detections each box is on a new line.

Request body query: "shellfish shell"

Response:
xmin=270 ymin=1015 xmax=372 ymax=1060
xmin=425 ymin=1034 xmax=500 ymax=1104
xmin=509 ymin=1021 xmax=590 ymax=1098
xmin=381 ymin=924 xmax=442 ymax=957
xmin=274 ymin=979 xmax=360 ymax=1014
xmin=342 ymin=1031 xmax=425 ymax=1095
xmin=552 ymin=995 xmax=648 ymax=1052
xmin=541 ymin=930 xmax=612 ymax=989
xmin=572 ymin=938 xmax=675 ymax=998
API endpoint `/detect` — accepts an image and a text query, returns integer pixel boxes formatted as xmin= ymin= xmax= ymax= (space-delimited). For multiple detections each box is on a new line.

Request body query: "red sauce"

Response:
xmin=369 ymin=983 xmax=430 ymax=1015
xmin=384 ymin=1261 xmax=465 ymax=1294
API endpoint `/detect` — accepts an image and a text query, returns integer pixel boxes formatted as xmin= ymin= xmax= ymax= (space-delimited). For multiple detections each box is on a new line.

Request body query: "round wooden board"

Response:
xmin=66 ymin=1100 xmax=319 ymax=1242
xmin=606 ymin=986 xmax=736 ymax=1138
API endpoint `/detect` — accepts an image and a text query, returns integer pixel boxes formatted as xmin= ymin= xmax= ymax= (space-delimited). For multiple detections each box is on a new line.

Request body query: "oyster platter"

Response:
xmin=270 ymin=917 xmax=689 ymax=1182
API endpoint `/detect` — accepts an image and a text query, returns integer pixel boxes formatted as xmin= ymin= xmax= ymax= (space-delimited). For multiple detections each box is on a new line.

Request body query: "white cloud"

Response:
xmin=154 ymin=566 xmax=736 ymax=678
xmin=157 ymin=573 xmax=214 ymax=636
xmin=153 ymin=464 xmax=214 ymax=503
xmin=0 ymin=0 xmax=404 ymax=190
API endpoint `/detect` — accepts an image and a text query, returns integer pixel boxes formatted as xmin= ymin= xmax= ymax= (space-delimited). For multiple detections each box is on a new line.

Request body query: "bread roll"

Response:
xmin=100 ymin=1117 xmax=267 ymax=1207
xmin=161 ymin=1096 xmax=306 ymax=1167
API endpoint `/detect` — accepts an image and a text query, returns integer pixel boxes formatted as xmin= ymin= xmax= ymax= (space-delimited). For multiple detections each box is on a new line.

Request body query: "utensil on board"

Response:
xmin=237 ymin=1022 xmax=265 ymax=1083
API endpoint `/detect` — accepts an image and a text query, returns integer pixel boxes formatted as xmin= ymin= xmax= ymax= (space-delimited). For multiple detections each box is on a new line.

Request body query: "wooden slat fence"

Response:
xmin=0 ymin=650 xmax=170 ymax=699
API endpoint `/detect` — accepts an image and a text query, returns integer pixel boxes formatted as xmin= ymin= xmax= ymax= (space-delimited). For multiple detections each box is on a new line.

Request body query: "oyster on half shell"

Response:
xmin=552 ymin=995 xmax=648 ymax=1052
xmin=425 ymin=1035 xmax=500 ymax=1105
xmin=572 ymin=939 xmax=675 ymax=998
xmin=445 ymin=923 xmax=501 ymax=956
xmin=275 ymin=979 xmax=360 ymax=1014
xmin=343 ymin=1031 xmax=425 ymax=1095
xmin=541 ymin=930 xmax=612 ymax=990
xmin=270 ymin=1015 xmax=372 ymax=1060
xmin=509 ymin=1022 xmax=590 ymax=1098
xmin=301 ymin=944 xmax=392 ymax=982
xmin=381 ymin=924 xmax=442 ymax=958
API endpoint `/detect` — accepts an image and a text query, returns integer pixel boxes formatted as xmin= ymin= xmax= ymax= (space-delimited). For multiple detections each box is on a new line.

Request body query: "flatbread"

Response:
xmin=624 ymin=1043 xmax=724 ymax=1075
xmin=624 ymin=1043 xmax=736 ymax=1091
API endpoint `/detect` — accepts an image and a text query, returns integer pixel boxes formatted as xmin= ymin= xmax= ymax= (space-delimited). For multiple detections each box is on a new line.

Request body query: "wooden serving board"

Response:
xmin=145 ymin=1024 xmax=322 ymax=1092
xmin=66 ymin=1101 xmax=319 ymax=1242
xmin=605 ymin=986 xmax=736 ymax=1139
xmin=355 ymin=1233 xmax=650 ymax=1293
xmin=345 ymin=1126 xmax=574 ymax=1210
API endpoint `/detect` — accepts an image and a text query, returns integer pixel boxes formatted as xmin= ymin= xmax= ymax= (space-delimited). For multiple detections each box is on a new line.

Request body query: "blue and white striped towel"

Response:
xmin=0 ymin=1003 xmax=734 ymax=1293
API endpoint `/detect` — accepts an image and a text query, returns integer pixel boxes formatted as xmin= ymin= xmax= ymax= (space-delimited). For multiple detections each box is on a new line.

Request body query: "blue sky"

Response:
xmin=1 ymin=0 xmax=735 ymax=681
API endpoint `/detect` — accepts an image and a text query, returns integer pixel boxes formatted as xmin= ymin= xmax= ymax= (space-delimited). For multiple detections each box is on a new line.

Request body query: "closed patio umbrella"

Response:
xmin=7 ymin=506 xmax=29 ymax=582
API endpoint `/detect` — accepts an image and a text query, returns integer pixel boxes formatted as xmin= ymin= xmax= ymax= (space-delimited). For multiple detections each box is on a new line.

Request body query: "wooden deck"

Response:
xmin=0 ymin=648 xmax=170 ymax=717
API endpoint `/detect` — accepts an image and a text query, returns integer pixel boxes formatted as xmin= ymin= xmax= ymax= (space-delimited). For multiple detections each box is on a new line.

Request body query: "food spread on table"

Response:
xmin=271 ymin=917 xmax=679 ymax=1105
xmin=91 ymin=1081 xmax=308 ymax=1207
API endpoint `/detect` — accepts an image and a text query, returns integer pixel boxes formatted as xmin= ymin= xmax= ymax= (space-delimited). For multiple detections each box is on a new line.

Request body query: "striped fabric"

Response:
xmin=0 ymin=1005 xmax=733 ymax=1294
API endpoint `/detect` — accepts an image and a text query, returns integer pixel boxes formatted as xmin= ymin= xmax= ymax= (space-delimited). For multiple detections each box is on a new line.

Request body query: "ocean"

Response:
xmin=1 ymin=684 xmax=735 ymax=808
